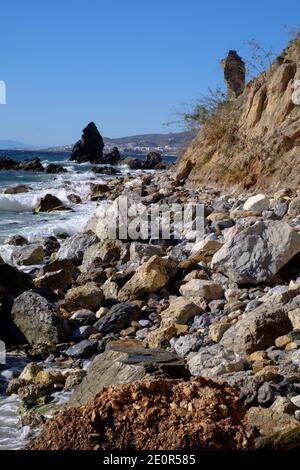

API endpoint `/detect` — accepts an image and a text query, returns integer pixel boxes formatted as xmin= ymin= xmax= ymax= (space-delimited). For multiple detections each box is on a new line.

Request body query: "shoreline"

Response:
xmin=1 ymin=165 xmax=300 ymax=450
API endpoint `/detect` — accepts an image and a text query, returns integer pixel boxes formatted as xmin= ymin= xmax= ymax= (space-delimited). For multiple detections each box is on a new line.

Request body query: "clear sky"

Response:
xmin=0 ymin=0 xmax=299 ymax=145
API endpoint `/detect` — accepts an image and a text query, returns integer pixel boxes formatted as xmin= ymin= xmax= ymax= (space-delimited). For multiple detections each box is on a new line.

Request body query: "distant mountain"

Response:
xmin=0 ymin=130 xmax=197 ymax=155
xmin=104 ymin=131 xmax=197 ymax=149
xmin=47 ymin=130 xmax=197 ymax=155
xmin=0 ymin=139 xmax=33 ymax=149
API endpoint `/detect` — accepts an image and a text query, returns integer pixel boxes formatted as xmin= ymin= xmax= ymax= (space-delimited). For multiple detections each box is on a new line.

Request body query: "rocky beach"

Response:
xmin=2 ymin=32 xmax=300 ymax=453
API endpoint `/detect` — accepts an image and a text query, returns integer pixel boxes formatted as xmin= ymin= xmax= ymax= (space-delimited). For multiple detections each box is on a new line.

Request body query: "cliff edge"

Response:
xmin=176 ymin=34 xmax=300 ymax=190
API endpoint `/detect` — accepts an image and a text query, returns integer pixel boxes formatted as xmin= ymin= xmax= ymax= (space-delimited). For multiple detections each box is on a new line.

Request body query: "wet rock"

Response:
xmin=0 ymin=155 xmax=18 ymax=170
xmin=34 ymin=194 xmax=65 ymax=213
xmin=45 ymin=164 xmax=67 ymax=174
xmin=18 ymin=158 xmax=44 ymax=172
xmin=67 ymin=193 xmax=82 ymax=204
xmin=12 ymin=244 xmax=44 ymax=266
xmin=65 ymin=282 xmax=104 ymax=311
xmin=121 ymin=157 xmax=143 ymax=169
xmin=91 ymin=165 xmax=120 ymax=175
xmin=70 ymin=122 xmax=104 ymax=164
xmin=95 ymin=302 xmax=140 ymax=334
xmin=101 ymin=147 xmax=120 ymax=165
xmin=4 ymin=184 xmax=29 ymax=194
xmin=11 ymin=290 xmax=69 ymax=346
xmin=65 ymin=339 xmax=99 ymax=359
xmin=18 ymin=382 xmax=54 ymax=406
xmin=29 ymin=377 xmax=253 ymax=450
xmin=179 ymin=279 xmax=224 ymax=300
xmin=5 ymin=234 xmax=28 ymax=246
xmin=56 ymin=231 xmax=98 ymax=265
xmin=142 ymin=151 xmax=162 ymax=169
xmin=89 ymin=183 xmax=110 ymax=201
xmin=187 ymin=344 xmax=245 ymax=378
xmin=42 ymin=236 xmax=60 ymax=256
xmin=211 ymin=221 xmax=300 ymax=284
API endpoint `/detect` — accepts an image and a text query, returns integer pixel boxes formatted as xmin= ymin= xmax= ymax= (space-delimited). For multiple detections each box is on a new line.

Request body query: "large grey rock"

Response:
xmin=11 ymin=291 xmax=69 ymax=346
xmin=187 ymin=344 xmax=245 ymax=378
xmin=69 ymin=342 xmax=189 ymax=406
xmin=211 ymin=221 xmax=300 ymax=284
xmin=56 ymin=231 xmax=98 ymax=265
xmin=220 ymin=286 xmax=300 ymax=356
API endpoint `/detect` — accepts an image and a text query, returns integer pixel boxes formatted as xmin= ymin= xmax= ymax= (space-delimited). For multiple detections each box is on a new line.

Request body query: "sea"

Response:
xmin=0 ymin=150 xmax=176 ymax=264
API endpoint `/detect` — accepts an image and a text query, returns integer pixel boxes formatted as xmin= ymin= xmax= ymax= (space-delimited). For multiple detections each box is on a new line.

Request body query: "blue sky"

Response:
xmin=0 ymin=0 xmax=299 ymax=145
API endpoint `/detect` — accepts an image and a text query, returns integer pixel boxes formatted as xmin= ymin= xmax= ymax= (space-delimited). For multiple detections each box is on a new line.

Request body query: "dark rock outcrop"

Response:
xmin=70 ymin=122 xmax=104 ymax=164
xmin=121 ymin=157 xmax=143 ymax=169
xmin=101 ymin=147 xmax=120 ymax=165
xmin=221 ymin=50 xmax=245 ymax=99
xmin=143 ymin=151 xmax=162 ymax=169
xmin=91 ymin=165 xmax=120 ymax=175
xmin=33 ymin=194 xmax=65 ymax=213
xmin=18 ymin=158 xmax=44 ymax=172
xmin=45 ymin=164 xmax=67 ymax=174
xmin=0 ymin=156 xmax=18 ymax=170
xmin=0 ymin=157 xmax=45 ymax=172
xmin=0 ymin=261 xmax=32 ymax=293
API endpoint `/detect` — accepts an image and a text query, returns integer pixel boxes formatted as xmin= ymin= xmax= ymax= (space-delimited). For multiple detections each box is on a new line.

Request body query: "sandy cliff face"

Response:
xmin=176 ymin=35 xmax=300 ymax=190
